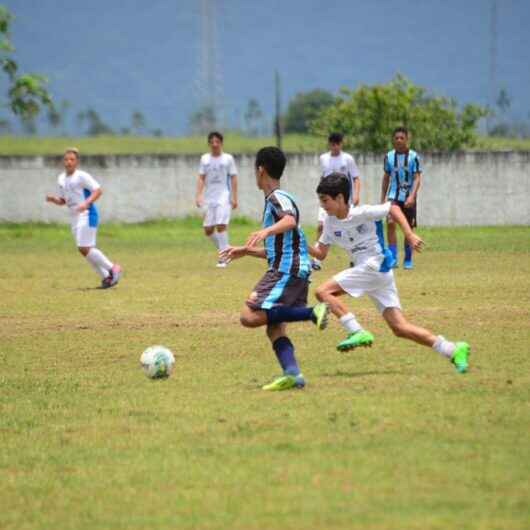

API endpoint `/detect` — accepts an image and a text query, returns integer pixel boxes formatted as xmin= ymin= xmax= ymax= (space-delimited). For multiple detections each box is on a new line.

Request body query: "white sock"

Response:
xmin=216 ymin=230 xmax=229 ymax=251
xmin=87 ymin=248 xmax=113 ymax=276
xmin=86 ymin=257 xmax=110 ymax=279
xmin=339 ymin=313 xmax=362 ymax=334
xmin=208 ymin=233 xmax=220 ymax=249
xmin=433 ymin=335 xmax=455 ymax=359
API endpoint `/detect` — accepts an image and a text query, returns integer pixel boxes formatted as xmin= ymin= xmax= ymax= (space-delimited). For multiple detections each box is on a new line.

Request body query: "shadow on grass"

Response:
xmin=320 ymin=370 xmax=401 ymax=378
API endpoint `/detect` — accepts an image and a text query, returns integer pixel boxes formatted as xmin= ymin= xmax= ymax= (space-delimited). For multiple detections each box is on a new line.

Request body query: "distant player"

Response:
xmin=220 ymin=147 xmax=329 ymax=391
xmin=381 ymin=126 xmax=421 ymax=269
xmin=45 ymin=148 xmax=122 ymax=288
xmin=195 ymin=131 xmax=238 ymax=267
xmin=312 ymin=132 xmax=361 ymax=271
xmin=310 ymin=173 xmax=470 ymax=373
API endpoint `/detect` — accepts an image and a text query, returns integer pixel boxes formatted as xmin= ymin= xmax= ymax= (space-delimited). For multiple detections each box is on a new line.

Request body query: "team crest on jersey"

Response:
xmin=334 ymin=231 xmax=342 ymax=237
xmin=356 ymin=224 xmax=368 ymax=234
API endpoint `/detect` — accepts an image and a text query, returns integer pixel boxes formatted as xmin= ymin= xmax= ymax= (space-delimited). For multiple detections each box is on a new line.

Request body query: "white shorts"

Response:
xmin=203 ymin=203 xmax=231 ymax=227
xmin=71 ymin=224 xmax=97 ymax=247
xmin=334 ymin=265 xmax=401 ymax=314
xmin=318 ymin=207 xmax=328 ymax=224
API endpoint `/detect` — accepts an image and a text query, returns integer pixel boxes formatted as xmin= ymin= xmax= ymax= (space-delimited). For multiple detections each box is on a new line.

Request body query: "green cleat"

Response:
xmin=451 ymin=342 xmax=470 ymax=373
xmin=312 ymin=302 xmax=329 ymax=330
xmin=337 ymin=330 xmax=374 ymax=352
xmin=262 ymin=374 xmax=305 ymax=391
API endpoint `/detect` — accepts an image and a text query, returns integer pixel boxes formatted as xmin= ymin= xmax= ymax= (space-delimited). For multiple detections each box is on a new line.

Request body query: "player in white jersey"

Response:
xmin=45 ymin=148 xmax=122 ymax=288
xmin=195 ymin=131 xmax=238 ymax=267
xmin=312 ymin=132 xmax=361 ymax=271
xmin=309 ymin=173 xmax=470 ymax=373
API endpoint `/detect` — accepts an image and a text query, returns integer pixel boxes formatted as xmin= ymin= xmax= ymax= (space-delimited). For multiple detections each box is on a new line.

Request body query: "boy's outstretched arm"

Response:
xmin=245 ymin=215 xmax=296 ymax=248
xmin=308 ymin=242 xmax=330 ymax=261
xmin=45 ymin=194 xmax=66 ymax=206
xmin=389 ymin=203 xmax=424 ymax=251
xmin=219 ymin=245 xmax=266 ymax=262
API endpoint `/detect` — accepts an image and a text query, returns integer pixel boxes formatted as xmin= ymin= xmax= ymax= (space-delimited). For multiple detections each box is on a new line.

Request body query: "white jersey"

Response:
xmin=199 ymin=153 xmax=237 ymax=206
xmin=320 ymin=151 xmax=359 ymax=182
xmin=319 ymin=202 xmax=393 ymax=271
xmin=57 ymin=169 xmax=101 ymax=228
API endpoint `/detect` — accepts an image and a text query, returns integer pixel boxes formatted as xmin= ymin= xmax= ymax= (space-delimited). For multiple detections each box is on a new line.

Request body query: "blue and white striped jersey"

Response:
xmin=262 ymin=189 xmax=311 ymax=278
xmin=384 ymin=149 xmax=421 ymax=202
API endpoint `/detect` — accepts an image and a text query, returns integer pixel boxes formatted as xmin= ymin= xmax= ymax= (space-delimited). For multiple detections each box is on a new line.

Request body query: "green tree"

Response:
xmin=131 ymin=110 xmax=146 ymax=135
xmin=244 ymin=98 xmax=263 ymax=136
xmin=284 ymin=89 xmax=335 ymax=133
xmin=311 ymin=75 xmax=487 ymax=151
xmin=77 ymin=108 xmax=113 ymax=136
xmin=1 ymin=6 xmax=53 ymax=123
xmin=189 ymin=105 xmax=216 ymax=134
xmin=496 ymin=88 xmax=511 ymax=115
xmin=47 ymin=99 xmax=70 ymax=135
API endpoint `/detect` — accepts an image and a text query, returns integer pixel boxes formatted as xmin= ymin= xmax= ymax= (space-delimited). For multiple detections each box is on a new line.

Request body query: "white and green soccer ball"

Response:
xmin=140 ymin=345 xmax=175 ymax=379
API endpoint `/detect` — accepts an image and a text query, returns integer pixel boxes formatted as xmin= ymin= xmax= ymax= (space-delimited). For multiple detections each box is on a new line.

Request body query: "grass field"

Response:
xmin=0 ymin=134 xmax=529 ymax=155
xmin=1 ymin=220 xmax=529 ymax=530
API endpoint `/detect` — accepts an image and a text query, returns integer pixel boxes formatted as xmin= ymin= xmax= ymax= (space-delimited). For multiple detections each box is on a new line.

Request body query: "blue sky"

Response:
xmin=3 ymin=0 xmax=529 ymax=134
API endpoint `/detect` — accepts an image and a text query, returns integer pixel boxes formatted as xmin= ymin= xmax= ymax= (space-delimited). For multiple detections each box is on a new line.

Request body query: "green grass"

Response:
xmin=1 ymin=220 xmax=529 ymax=530
xmin=0 ymin=133 xmax=324 ymax=156
xmin=0 ymin=134 xmax=529 ymax=156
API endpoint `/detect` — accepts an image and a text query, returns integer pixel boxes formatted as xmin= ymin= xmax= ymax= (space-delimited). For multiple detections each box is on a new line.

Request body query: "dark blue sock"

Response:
xmin=272 ymin=336 xmax=299 ymax=375
xmin=266 ymin=306 xmax=314 ymax=325
xmin=389 ymin=243 xmax=398 ymax=261
xmin=404 ymin=243 xmax=412 ymax=262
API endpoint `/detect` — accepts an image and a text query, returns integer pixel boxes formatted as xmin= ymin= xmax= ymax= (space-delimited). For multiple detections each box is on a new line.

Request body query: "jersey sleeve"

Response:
xmin=348 ymin=155 xmax=360 ymax=178
xmin=79 ymin=172 xmax=101 ymax=191
xmin=383 ymin=154 xmax=391 ymax=174
xmin=319 ymin=154 xmax=326 ymax=176
xmin=350 ymin=202 xmax=391 ymax=223
xmin=413 ymin=154 xmax=421 ymax=174
xmin=228 ymin=155 xmax=237 ymax=176
xmin=318 ymin=219 xmax=334 ymax=246
xmin=198 ymin=155 xmax=207 ymax=175
xmin=57 ymin=176 xmax=65 ymax=198
xmin=269 ymin=192 xmax=296 ymax=219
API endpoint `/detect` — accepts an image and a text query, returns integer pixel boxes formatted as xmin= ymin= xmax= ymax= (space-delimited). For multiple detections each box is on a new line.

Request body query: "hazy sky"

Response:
xmin=3 ymin=0 xmax=529 ymax=134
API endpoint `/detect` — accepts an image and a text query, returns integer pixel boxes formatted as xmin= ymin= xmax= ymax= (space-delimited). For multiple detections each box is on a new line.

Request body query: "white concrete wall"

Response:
xmin=1 ymin=151 xmax=529 ymax=226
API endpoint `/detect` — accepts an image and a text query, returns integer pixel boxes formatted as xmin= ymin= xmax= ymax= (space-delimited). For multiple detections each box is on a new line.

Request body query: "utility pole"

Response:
xmin=488 ymin=0 xmax=498 ymax=133
xmin=198 ymin=0 xmax=222 ymax=131
xmin=274 ymin=70 xmax=282 ymax=149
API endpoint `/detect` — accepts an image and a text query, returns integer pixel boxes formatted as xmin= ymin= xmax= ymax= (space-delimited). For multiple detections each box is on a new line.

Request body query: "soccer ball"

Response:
xmin=140 ymin=345 xmax=175 ymax=379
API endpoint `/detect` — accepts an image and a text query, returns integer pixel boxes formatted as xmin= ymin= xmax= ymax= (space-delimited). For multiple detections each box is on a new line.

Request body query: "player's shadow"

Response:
xmin=320 ymin=370 xmax=401 ymax=378
xmin=70 ymin=286 xmax=107 ymax=292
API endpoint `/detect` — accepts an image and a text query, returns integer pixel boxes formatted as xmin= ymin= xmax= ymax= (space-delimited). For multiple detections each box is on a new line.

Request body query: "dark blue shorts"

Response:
xmin=246 ymin=270 xmax=309 ymax=310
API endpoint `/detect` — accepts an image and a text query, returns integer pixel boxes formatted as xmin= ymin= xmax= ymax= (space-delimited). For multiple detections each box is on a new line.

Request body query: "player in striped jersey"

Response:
xmin=381 ymin=127 xmax=421 ymax=269
xmin=220 ymin=147 xmax=329 ymax=391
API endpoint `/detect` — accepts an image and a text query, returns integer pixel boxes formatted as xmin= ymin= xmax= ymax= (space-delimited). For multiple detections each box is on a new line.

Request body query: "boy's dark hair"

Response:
xmin=392 ymin=126 xmax=408 ymax=137
xmin=316 ymin=172 xmax=350 ymax=203
xmin=255 ymin=146 xmax=286 ymax=180
xmin=328 ymin=132 xmax=344 ymax=144
xmin=208 ymin=131 xmax=224 ymax=143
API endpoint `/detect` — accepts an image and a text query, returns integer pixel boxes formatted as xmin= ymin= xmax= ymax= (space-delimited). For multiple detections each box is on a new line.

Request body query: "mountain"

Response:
xmin=3 ymin=0 xmax=530 ymax=135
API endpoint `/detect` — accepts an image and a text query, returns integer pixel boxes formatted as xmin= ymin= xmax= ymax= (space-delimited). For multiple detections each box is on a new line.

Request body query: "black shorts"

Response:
xmin=246 ymin=270 xmax=309 ymax=310
xmin=390 ymin=200 xmax=417 ymax=229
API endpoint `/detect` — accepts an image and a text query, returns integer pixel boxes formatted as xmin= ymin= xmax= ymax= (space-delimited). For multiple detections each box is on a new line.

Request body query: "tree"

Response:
xmin=131 ymin=110 xmax=146 ymax=135
xmin=244 ymin=98 xmax=263 ymax=136
xmin=284 ymin=89 xmax=335 ymax=133
xmin=311 ymin=75 xmax=487 ymax=151
xmin=496 ymin=88 xmax=511 ymax=115
xmin=1 ymin=6 xmax=53 ymax=123
xmin=47 ymin=99 xmax=70 ymax=135
xmin=189 ymin=105 xmax=216 ymax=134
xmin=77 ymin=107 xmax=113 ymax=136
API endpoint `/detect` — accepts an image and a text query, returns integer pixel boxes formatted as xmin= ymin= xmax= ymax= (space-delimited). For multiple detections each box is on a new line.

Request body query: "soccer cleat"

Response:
xmin=262 ymin=374 xmax=305 ymax=391
xmin=109 ymin=264 xmax=122 ymax=286
xmin=451 ymin=342 xmax=470 ymax=373
xmin=403 ymin=259 xmax=413 ymax=270
xmin=337 ymin=329 xmax=374 ymax=351
xmin=311 ymin=259 xmax=322 ymax=271
xmin=216 ymin=260 xmax=228 ymax=268
xmin=312 ymin=302 xmax=329 ymax=330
